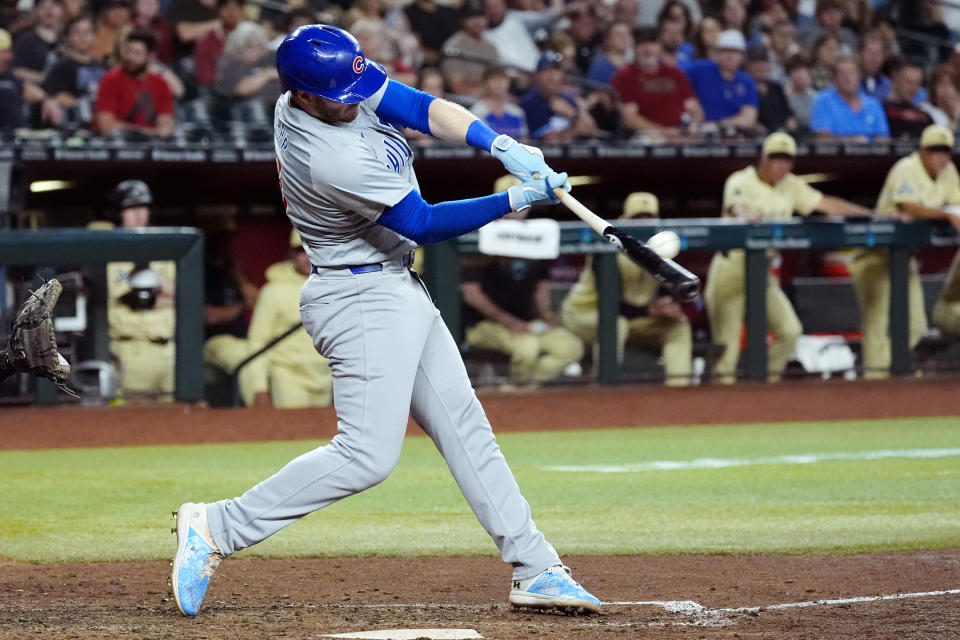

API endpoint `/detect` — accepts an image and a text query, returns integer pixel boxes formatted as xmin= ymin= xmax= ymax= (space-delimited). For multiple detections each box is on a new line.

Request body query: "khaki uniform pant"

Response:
xmin=933 ymin=300 xmax=960 ymax=336
xmin=112 ymin=339 xmax=175 ymax=394
xmin=562 ymin=309 xmax=691 ymax=386
xmin=850 ymin=250 xmax=927 ymax=379
xmin=704 ymin=253 xmax=802 ymax=385
xmin=466 ymin=319 xmax=584 ymax=382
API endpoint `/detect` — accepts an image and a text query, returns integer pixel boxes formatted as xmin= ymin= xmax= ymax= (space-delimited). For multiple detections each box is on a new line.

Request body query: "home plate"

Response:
xmin=321 ymin=630 xmax=482 ymax=639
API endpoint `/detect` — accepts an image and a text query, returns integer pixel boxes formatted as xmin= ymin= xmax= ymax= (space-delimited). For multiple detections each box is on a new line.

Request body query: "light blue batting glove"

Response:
xmin=492 ymin=134 xmax=571 ymax=191
xmin=507 ymin=172 xmax=569 ymax=212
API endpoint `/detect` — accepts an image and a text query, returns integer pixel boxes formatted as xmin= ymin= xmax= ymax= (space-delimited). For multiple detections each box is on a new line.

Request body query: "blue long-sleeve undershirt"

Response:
xmin=378 ymin=190 xmax=511 ymax=245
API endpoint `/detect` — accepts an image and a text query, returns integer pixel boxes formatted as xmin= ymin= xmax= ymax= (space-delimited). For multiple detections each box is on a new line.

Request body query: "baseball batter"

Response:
xmin=852 ymin=125 xmax=960 ymax=378
xmin=561 ymin=192 xmax=692 ymax=386
xmin=171 ymin=25 xmax=600 ymax=617
xmin=706 ymin=132 xmax=870 ymax=384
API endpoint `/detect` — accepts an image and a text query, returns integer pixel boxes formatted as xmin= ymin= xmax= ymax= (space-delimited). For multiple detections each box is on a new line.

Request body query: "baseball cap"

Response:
xmin=493 ymin=174 xmax=521 ymax=193
xmin=537 ymin=50 xmax=564 ymax=71
xmin=920 ymin=125 xmax=954 ymax=151
xmin=0 ymin=29 xmax=11 ymax=52
xmin=716 ymin=30 xmax=747 ymax=52
xmin=762 ymin=131 xmax=797 ymax=157
xmin=622 ymin=192 xmax=659 ymax=219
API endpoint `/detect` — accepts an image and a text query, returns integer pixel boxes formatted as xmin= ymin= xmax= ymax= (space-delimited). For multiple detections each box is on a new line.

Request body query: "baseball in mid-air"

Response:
xmin=647 ymin=231 xmax=682 ymax=259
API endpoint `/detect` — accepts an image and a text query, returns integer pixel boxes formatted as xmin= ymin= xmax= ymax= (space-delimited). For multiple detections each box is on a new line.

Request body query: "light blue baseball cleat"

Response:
xmin=169 ymin=502 xmax=223 ymax=616
xmin=509 ymin=565 xmax=601 ymax=614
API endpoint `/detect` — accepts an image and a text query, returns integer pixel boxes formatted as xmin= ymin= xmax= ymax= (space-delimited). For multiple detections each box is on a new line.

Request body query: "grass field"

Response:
xmin=2 ymin=417 xmax=959 ymax=563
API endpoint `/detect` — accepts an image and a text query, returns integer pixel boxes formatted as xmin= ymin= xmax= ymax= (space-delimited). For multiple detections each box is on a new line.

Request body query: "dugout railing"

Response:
xmin=423 ymin=218 xmax=960 ymax=384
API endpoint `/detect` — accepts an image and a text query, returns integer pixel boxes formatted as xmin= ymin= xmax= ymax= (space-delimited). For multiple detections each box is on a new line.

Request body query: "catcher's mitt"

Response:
xmin=6 ymin=279 xmax=73 ymax=393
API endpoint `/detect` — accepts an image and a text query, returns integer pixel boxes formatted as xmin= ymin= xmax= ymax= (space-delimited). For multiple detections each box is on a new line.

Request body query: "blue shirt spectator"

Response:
xmin=685 ymin=59 xmax=758 ymax=121
xmin=586 ymin=21 xmax=633 ymax=86
xmin=811 ymin=88 xmax=890 ymax=140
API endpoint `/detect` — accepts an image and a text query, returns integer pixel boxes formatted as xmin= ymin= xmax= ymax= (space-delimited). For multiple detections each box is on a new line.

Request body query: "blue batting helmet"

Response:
xmin=276 ymin=24 xmax=387 ymax=104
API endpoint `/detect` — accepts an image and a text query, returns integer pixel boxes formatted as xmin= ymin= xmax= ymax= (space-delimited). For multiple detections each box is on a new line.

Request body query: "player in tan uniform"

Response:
xmin=105 ymin=180 xmax=177 ymax=395
xmin=933 ymin=252 xmax=960 ymax=337
xmin=561 ymin=192 xmax=692 ymax=386
xmin=706 ymin=132 xmax=870 ymax=384
xmin=853 ymin=125 xmax=960 ymax=378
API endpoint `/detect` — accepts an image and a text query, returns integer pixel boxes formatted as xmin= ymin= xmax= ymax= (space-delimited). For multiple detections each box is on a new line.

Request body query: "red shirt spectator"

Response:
xmin=611 ymin=28 xmax=701 ymax=131
xmin=193 ymin=0 xmax=243 ymax=87
xmin=94 ymin=29 xmax=174 ymax=136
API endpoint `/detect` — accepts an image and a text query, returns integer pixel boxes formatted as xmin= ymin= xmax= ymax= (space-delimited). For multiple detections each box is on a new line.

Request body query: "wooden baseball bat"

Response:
xmin=553 ymin=188 xmax=701 ymax=302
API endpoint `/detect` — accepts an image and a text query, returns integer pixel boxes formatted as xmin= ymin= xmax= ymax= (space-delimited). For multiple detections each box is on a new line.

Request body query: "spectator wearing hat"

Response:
xmin=610 ymin=27 xmax=702 ymax=138
xmin=38 ymin=14 xmax=105 ymax=128
xmin=744 ymin=44 xmax=795 ymax=133
xmin=706 ymin=132 xmax=870 ymax=384
xmin=799 ymin=0 xmax=859 ymax=54
xmin=440 ymin=0 xmax=497 ymax=97
xmin=469 ymin=66 xmax=527 ymax=139
xmin=587 ymin=20 xmax=632 ymax=85
xmin=94 ymin=28 xmax=173 ymax=136
xmin=683 ymin=29 xmax=758 ymax=129
xmin=561 ymin=191 xmax=692 ymax=386
xmin=193 ymin=0 xmax=244 ymax=88
xmin=92 ymin=0 xmax=131 ymax=61
xmin=519 ymin=50 xmax=597 ymax=142
xmin=852 ymin=125 xmax=960 ymax=378
xmin=0 ymin=27 xmax=25 ymax=128
xmin=12 ymin=0 xmax=63 ymax=88
xmin=405 ymin=0 xmax=459 ymax=67
xmin=784 ymin=54 xmax=816 ymax=130
xmin=810 ymin=55 xmax=889 ymax=141
xmin=883 ymin=60 xmax=934 ymax=139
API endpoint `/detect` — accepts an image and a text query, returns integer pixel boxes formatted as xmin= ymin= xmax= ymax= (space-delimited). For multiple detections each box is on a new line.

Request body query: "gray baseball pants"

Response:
xmin=206 ymin=260 xmax=560 ymax=580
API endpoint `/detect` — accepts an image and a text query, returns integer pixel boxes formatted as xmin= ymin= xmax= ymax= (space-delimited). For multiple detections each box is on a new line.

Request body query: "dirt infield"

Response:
xmin=2 ymin=379 xmax=959 ymax=638
xmin=2 ymin=552 xmax=959 ymax=639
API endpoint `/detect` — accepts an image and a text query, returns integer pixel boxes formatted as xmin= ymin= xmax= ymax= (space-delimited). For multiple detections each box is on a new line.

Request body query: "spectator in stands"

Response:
xmin=924 ymin=65 xmax=960 ymax=134
xmin=684 ymin=29 xmax=758 ymax=130
xmin=745 ymin=44 xmax=795 ymax=132
xmin=418 ymin=66 xmax=444 ymax=96
xmin=658 ymin=18 xmax=690 ymax=68
xmin=611 ymin=27 xmax=701 ymax=138
xmin=236 ymin=231 xmax=333 ymax=409
xmin=692 ymin=16 xmax=721 ymax=60
xmin=463 ymin=182 xmax=584 ymax=384
xmin=38 ymin=13 xmax=105 ymax=128
xmin=170 ymin=0 xmax=218 ymax=51
xmin=719 ymin=0 xmax=749 ymax=38
xmin=94 ymin=28 xmax=173 ymax=137
xmin=748 ymin=0 xmax=790 ymax=44
xmin=110 ymin=23 xmax=184 ymax=99
xmin=561 ymin=192 xmax=692 ymax=386
xmin=784 ymin=53 xmax=816 ymax=130
xmin=657 ymin=1 xmax=695 ymax=65
xmin=765 ymin=19 xmax=799 ymax=85
xmin=858 ymin=33 xmax=890 ymax=101
xmin=92 ymin=0 xmax=131 ymax=61
xmin=520 ymin=50 xmax=597 ymax=142
xmin=587 ymin=21 xmax=632 ymax=85
xmin=613 ymin=0 xmax=639 ymax=28
xmin=810 ymin=55 xmax=889 ymax=140
xmin=405 ymin=0 xmax=459 ymax=66
xmin=884 ymin=59 xmax=934 ymax=139
xmin=267 ymin=8 xmax=313 ymax=52
xmin=0 ymin=28 xmax=25 ymax=129
xmin=799 ymin=0 xmax=859 ymax=53
xmin=810 ymin=33 xmax=841 ymax=90
xmin=869 ymin=13 xmax=900 ymax=58
xmin=132 ymin=0 xmax=174 ymax=64
xmin=484 ymin=0 xmax=562 ymax=73
xmin=213 ymin=21 xmax=278 ymax=109
xmin=567 ymin=4 xmax=600 ymax=75
xmin=12 ymin=0 xmax=63 ymax=88
xmin=352 ymin=19 xmax=418 ymax=87
xmin=194 ymin=0 xmax=244 ymax=89
xmin=440 ymin=0 xmax=497 ymax=97
xmin=469 ymin=66 xmax=527 ymax=139
xmin=0 ymin=1 xmax=23 ymax=33
xmin=639 ymin=0 xmax=702 ymax=29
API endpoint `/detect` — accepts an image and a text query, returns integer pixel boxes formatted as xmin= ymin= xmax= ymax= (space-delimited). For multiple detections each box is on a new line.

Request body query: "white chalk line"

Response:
xmin=544 ymin=447 xmax=960 ymax=473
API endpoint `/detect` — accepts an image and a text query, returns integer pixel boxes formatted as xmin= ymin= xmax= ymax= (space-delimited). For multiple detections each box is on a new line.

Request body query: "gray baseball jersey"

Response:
xmin=273 ymin=86 xmax=417 ymax=267
xmin=205 ymin=86 xmax=561 ymax=582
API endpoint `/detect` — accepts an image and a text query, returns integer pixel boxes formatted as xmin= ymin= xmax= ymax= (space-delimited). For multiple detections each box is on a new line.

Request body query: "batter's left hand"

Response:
xmin=492 ymin=134 xmax=571 ymax=191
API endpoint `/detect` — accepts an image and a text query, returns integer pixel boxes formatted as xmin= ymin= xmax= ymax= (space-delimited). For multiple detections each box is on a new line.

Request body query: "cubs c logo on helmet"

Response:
xmin=353 ymin=56 xmax=365 ymax=74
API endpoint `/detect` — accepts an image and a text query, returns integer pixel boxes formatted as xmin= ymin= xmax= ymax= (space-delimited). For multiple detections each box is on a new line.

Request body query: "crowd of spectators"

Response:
xmin=1 ymin=0 xmax=960 ymax=143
